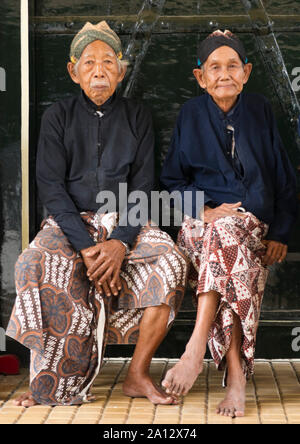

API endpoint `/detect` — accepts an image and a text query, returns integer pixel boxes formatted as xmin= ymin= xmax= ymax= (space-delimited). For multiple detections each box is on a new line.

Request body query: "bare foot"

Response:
xmin=161 ymin=349 xmax=204 ymax=397
xmin=12 ymin=390 xmax=95 ymax=407
xmin=123 ymin=373 xmax=178 ymax=405
xmin=216 ymin=372 xmax=246 ymax=417
xmin=13 ymin=391 xmax=38 ymax=408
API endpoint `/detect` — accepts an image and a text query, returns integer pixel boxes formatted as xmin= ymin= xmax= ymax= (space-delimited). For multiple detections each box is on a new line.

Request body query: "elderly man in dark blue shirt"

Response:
xmin=160 ymin=30 xmax=297 ymax=418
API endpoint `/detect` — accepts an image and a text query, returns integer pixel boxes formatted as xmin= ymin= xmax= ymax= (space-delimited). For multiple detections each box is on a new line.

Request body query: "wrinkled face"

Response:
xmin=193 ymin=46 xmax=252 ymax=105
xmin=67 ymin=40 xmax=126 ymax=106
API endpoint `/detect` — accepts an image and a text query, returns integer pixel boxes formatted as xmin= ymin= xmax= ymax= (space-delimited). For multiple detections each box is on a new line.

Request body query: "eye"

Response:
xmin=104 ymin=59 xmax=113 ymax=64
xmin=85 ymin=60 xmax=94 ymax=65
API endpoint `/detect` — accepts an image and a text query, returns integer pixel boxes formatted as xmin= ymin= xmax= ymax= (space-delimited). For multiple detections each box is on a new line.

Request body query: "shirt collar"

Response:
xmin=207 ymin=92 xmax=242 ymax=122
xmin=79 ymin=89 xmax=117 ymax=116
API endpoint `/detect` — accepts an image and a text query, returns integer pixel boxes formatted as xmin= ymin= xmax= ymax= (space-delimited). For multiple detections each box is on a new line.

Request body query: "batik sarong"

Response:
xmin=177 ymin=212 xmax=269 ymax=378
xmin=6 ymin=212 xmax=188 ymax=405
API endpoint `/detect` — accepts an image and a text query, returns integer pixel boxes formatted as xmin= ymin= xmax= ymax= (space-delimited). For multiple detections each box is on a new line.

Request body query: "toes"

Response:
xmin=228 ymin=408 xmax=235 ymax=417
xmin=216 ymin=403 xmax=223 ymax=415
xmin=161 ymin=379 xmax=169 ymax=390
xmin=162 ymin=370 xmax=173 ymax=390
xmin=13 ymin=399 xmax=21 ymax=406
xmin=165 ymin=386 xmax=172 ymax=394
xmin=13 ymin=392 xmax=30 ymax=406
xmin=171 ymin=397 xmax=179 ymax=405
xmin=166 ymin=382 xmax=176 ymax=395
xmin=22 ymin=400 xmax=34 ymax=408
xmin=171 ymin=382 xmax=181 ymax=397
xmin=162 ymin=378 xmax=174 ymax=394
xmin=218 ymin=406 xmax=235 ymax=417
xmin=216 ymin=405 xmax=244 ymax=418
xmin=22 ymin=395 xmax=36 ymax=408
xmin=157 ymin=392 xmax=180 ymax=405
xmin=182 ymin=386 xmax=189 ymax=396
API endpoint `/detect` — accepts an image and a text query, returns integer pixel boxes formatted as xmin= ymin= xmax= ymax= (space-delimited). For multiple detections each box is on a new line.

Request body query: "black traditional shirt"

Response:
xmin=36 ymin=90 xmax=155 ymax=252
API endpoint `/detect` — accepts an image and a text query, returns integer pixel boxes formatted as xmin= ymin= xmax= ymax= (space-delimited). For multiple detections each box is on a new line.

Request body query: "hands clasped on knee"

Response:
xmin=81 ymin=239 xmax=126 ymax=296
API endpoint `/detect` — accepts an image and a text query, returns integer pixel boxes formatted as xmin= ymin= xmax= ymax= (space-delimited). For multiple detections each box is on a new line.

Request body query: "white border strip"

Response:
xmin=21 ymin=0 xmax=29 ymax=251
xmin=79 ymin=298 xmax=106 ymax=401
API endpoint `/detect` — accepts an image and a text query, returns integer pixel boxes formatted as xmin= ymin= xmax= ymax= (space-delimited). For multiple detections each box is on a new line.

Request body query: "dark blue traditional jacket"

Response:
xmin=160 ymin=92 xmax=298 ymax=244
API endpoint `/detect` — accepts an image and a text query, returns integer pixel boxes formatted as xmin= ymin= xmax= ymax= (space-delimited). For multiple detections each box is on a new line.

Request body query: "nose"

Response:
xmin=219 ymin=66 xmax=231 ymax=79
xmin=93 ymin=62 xmax=105 ymax=78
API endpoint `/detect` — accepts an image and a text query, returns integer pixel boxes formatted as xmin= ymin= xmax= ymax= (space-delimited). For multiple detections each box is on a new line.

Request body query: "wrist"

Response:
xmin=117 ymin=240 xmax=130 ymax=255
xmin=80 ymin=246 xmax=92 ymax=256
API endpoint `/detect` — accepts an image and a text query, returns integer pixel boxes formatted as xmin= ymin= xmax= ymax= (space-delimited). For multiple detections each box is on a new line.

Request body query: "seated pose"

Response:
xmin=6 ymin=21 xmax=188 ymax=407
xmin=160 ymin=30 xmax=297 ymax=417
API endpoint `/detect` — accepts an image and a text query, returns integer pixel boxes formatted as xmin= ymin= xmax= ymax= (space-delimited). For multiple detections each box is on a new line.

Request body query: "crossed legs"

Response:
xmin=14 ymin=294 xmax=246 ymax=412
xmin=162 ymin=290 xmax=246 ymax=417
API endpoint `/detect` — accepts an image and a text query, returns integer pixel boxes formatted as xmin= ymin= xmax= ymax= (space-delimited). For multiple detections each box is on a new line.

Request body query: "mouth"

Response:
xmin=90 ymin=84 xmax=109 ymax=90
xmin=216 ymin=84 xmax=235 ymax=89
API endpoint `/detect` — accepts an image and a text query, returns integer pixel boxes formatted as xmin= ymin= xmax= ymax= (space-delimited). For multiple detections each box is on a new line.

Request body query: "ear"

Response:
xmin=193 ymin=68 xmax=207 ymax=89
xmin=243 ymin=63 xmax=252 ymax=84
xmin=67 ymin=62 xmax=80 ymax=84
xmin=117 ymin=63 xmax=127 ymax=83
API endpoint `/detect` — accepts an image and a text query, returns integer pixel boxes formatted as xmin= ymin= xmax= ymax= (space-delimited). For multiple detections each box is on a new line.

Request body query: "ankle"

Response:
xmin=226 ymin=367 xmax=246 ymax=385
xmin=181 ymin=350 xmax=204 ymax=374
xmin=185 ymin=340 xmax=206 ymax=360
xmin=125 ymin=367 xmax=149 ymax=380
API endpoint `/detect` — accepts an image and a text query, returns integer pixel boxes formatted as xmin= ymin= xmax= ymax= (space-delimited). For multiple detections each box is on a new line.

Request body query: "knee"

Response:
xmin=212 ymin=215 xmax=241 ymax=230
xmin=211 ymin=216 xmax=246 ymax=246
xmin=15 ymin=248 xmax=44 ymax=288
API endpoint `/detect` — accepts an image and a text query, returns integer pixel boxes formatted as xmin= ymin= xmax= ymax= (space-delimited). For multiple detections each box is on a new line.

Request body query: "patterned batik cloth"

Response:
xmin=6 ymin=212 xmax=188 ymax=405
xmin=177 ymin=212 xmax=269 ymax=378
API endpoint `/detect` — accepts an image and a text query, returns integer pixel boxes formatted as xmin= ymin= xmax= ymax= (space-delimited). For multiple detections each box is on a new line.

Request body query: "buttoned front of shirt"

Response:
xmin=208 ymin=94 xmax=244 ymax=183
xmin=36 ymin=90 xmax=155 ymax=252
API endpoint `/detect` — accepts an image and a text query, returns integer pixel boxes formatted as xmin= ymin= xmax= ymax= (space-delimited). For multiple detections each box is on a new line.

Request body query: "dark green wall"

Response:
xmin=0 ymin=1 xmax=22 ymax=331
xmin=1 ymin=0 xmax=300 ymax=362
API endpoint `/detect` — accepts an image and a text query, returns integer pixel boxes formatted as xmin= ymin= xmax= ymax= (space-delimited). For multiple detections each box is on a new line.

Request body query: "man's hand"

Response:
xmin=204 ymin=202 xmax=246 ymax=224
xmin=81 ymin=240 xmax=126 ymax=296
xmin=261 ymin=240 xmax=288 ymax=266
xmin=80 ymin=246 xmax=104 ymax=294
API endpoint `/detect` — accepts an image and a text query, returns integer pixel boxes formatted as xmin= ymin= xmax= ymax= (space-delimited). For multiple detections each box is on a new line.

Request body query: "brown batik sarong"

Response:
xmin=6 ymin=212 xmax=187 ymax=405
xmin=177 ymin=212 xmax=269 ymax=378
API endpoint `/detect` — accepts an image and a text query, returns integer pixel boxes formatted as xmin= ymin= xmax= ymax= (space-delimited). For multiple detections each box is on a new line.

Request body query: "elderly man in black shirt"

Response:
xmin=7 ymin=21 xmax=187 ymax=407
